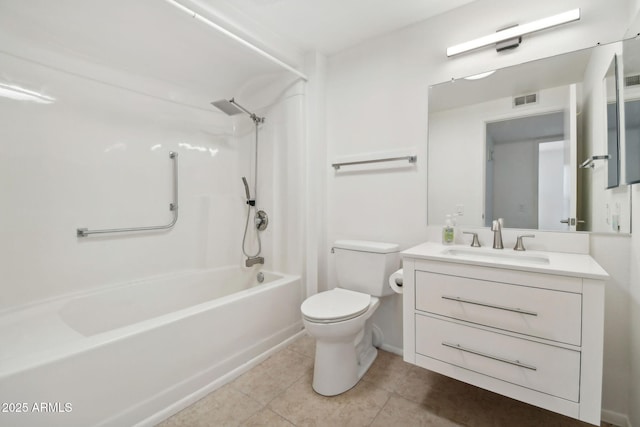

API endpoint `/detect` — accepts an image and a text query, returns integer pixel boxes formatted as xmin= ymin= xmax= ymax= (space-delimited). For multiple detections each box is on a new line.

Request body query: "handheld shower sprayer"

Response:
xmin=242 ymin=176 xmax=255 ymax=206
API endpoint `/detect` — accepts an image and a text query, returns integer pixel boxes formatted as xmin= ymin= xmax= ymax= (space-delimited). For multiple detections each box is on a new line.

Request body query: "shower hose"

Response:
xmin=242 ymin=204 xmax=261 ymax=258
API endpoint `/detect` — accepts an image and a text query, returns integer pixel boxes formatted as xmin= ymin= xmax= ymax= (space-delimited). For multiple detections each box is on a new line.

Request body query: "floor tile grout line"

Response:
xmin=227 ymin=384 xmax=268 ymax=425
xmin=265 ymin=369 xmax=315 ymax=424
xmin=366 ymin=391 xmax=393 ymax=426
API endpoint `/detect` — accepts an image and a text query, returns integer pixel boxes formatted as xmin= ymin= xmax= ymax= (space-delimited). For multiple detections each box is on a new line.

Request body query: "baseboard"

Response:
xmin=601 ymin=408 xmax=632 ymax=427
xmin=134 ymin=329 xmax=307 ymax=427
xmin=378 ymin=342 xmax=403 ymax=356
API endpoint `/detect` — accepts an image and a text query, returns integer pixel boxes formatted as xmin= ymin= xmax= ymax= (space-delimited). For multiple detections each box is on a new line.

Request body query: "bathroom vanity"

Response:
xmin=402 ymin=242 xmax=608 ymax=425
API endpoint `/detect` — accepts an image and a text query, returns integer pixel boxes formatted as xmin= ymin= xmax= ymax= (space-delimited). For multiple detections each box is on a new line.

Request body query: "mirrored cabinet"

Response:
xmin=623 ymin=36 xmax=640 ymax=185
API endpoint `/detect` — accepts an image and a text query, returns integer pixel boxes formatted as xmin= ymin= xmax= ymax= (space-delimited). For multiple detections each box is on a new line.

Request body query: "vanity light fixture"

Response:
xmin=447 ymin=8 xmax=581 ymax=57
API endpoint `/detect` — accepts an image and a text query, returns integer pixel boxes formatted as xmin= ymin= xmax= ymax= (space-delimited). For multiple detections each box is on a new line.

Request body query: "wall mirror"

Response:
xmin=428 ymin=40 xmax=632 ymax=234
xmin=624 ymin=36 xmax=640 ymax=185
xmin=605 ymin=56 xmax=620 ymax=189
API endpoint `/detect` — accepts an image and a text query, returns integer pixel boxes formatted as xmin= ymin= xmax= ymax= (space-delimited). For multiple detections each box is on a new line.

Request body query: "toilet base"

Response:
xmin=303 ymin=295 xmax=381 ymax=397
xmin=357 ymin=344 xmax=378 ymax=380
xmin=311 ymin=340 xmax=378 ymax=396
xmin=309 ymin=317 xmax=379 ymax=397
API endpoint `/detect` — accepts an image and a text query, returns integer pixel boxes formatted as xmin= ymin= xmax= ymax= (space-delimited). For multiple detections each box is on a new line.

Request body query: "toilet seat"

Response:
xmin=301 ymin=288 xmax=371 ymax=323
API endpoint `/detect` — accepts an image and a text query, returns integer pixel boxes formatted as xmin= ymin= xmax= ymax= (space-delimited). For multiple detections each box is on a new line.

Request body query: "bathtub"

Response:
xmin=0 ymin=267 xmax=303 ymax=427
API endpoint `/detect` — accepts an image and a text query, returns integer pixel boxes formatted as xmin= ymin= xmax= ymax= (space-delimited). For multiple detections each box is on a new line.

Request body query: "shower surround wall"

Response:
xmin=0 ymin=0 xmax=308 ymax=310
xmin=0 ymin=50 xmax=304 ymax=315
xmin=3 ymin=52 xmax=214 ymax=308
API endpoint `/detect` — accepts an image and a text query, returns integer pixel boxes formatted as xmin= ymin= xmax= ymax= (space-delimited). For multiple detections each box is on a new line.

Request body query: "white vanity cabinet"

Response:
xmin=402 ymin=243 xmax=607 ymax=426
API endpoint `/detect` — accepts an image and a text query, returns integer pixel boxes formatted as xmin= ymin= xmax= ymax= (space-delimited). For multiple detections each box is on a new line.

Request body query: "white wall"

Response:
xmin=589 ymin=234 xmax=632 ymax=421
xmin=326 ymin=0 xmax=633 ymax=419
xmin=630 ymin=182 xmax=640 ymax=427
xmin=303 ymin=51 xmax=328 ymax=299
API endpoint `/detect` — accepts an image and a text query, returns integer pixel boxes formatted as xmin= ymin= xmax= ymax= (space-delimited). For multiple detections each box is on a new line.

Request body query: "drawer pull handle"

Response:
xmin=441 ymin=295 xmax=538 ymax=317
xmin=442 ymin=341 xmax=537 ymax=371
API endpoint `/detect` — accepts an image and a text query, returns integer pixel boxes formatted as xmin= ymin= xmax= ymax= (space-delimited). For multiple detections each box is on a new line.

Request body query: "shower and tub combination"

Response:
xmin=1 ymin=1 xmax=307 ymax=425
xmin=0 ymin=94 xmax=304 ymax=427
xmin=0 ymin=70 xmax=304 ymax=427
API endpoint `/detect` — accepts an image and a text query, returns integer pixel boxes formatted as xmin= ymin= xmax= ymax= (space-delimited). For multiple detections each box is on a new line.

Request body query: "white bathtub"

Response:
xmin=0 ymin=267 xmax=303 ymax=427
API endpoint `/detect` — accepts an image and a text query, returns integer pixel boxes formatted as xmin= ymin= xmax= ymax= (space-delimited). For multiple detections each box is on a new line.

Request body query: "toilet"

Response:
xmin=300 ymin=240 xmax=400 ymax=396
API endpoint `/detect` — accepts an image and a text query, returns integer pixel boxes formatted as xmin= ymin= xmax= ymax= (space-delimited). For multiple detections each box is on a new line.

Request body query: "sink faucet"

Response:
xmin=491 ymin=218 xmax=504 ymax=249
xmin=514 ymin=234 xmax=535 ymax=251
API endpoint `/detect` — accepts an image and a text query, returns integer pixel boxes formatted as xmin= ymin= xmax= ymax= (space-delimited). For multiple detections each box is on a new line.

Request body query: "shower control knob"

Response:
xmin=255 ymin=210 xmax=268 ymax=231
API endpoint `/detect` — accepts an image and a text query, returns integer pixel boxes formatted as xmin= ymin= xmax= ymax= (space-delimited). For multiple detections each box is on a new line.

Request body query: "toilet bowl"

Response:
xmin=300 ymin=240 xmax=399 ymax=396
xmin=302 ymin=288 xmax=380 ymax=396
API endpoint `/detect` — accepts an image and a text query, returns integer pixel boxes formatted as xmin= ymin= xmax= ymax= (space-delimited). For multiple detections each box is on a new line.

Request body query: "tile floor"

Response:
xmin=158 ymin=333 xmax=616 ymax=427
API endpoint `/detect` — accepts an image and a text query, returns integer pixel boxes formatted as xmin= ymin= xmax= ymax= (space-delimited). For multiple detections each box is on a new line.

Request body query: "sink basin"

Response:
xmin=442 ymin=247 xmax=550 ymax=265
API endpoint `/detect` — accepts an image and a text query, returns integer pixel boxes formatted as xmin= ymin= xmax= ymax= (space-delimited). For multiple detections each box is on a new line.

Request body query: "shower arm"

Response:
xmin=230 ymin=98 xmax=265 ymax=124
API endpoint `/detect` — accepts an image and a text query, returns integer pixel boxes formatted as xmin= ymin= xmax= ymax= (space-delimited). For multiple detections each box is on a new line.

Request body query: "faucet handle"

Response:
xmin=514 ymin=234 xmax=535 ymax=251
xmin=463 ymin=231 xmax=481 ymax=247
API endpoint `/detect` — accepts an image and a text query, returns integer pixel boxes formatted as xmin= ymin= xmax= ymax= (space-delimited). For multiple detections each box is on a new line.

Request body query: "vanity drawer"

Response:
xmin=415 ymin=271 xmax=582 ymax=345
xmin=415 ymin=314 xmax=580 ymax=402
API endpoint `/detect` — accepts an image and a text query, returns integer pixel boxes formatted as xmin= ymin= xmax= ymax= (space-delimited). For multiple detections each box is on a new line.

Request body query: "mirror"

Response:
xmin=605 ymin=56 xmax=620 ymax=189
xmin=624 ymin=36 xmax=640 ymax=185
xmin=428 ymin=41 xmax=632 ymax=233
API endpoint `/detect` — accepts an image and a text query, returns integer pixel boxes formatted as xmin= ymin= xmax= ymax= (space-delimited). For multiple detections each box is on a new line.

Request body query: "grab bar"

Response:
xmin=77 ymin=152 xmax=179 ymax=237
xmin=331 ymin=155 xmax=417 ymax=170
xmin=579 ymin=154 xmax=610 ymax=169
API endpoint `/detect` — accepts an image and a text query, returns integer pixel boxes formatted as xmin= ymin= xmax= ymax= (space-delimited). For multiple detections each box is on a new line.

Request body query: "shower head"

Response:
xmin=211 ymin=98 xmax=244 ymax=116
xmin=211 ymin=98 xmax=265 ymax=124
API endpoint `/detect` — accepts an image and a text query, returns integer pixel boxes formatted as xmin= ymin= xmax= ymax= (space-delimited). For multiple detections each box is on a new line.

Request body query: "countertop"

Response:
xmin=402 ymin=242 xmax=609 ymax=280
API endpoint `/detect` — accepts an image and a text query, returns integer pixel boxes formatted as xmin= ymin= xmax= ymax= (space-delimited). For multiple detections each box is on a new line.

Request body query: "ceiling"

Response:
xmin=0 ymin=0 xmax=287 ymax=108
xmin=0 ymin=0 xmax=478 ymax=109
xmin=193 ymin=0 xmax=476 ymax=55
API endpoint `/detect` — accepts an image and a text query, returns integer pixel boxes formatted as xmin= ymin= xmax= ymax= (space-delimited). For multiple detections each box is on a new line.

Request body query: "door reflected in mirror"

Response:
xmin=485 ymin=112 xmax=569 ymax=231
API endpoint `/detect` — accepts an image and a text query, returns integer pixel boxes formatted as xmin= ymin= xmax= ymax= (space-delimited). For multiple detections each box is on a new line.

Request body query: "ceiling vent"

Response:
xmin=625 ymin=74 xmax=640 ymax=87
xmin=513 ymin=93 xmax=538 ymax=107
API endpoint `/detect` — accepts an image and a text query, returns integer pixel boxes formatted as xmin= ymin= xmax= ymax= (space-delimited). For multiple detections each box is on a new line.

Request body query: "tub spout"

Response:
xmin=245 ymin=256 xmax=264 ymax=267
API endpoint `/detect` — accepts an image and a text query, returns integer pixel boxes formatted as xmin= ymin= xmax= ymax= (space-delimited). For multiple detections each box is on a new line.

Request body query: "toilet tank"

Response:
xmin=333 ymin=240 xmax=400 ymax=297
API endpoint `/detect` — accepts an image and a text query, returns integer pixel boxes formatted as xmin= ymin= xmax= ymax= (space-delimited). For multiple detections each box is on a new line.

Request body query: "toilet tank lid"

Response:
xmin=334 ymin=240 xmax=399 ymax=254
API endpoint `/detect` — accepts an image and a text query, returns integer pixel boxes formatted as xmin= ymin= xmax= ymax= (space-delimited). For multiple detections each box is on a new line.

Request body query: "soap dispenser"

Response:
xmin=442 ymin=214 xmax=455 ymax=245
